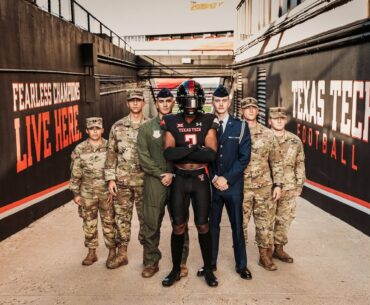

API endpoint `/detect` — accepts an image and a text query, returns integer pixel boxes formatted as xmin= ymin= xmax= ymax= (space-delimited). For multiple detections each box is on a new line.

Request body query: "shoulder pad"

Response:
xmin=161 ymin=114 xmax=176 ymax=131
xmin=202 ymin=113 xmax=219 ymax=128
xmin=212 ymin=117 xmax=220 ymax=128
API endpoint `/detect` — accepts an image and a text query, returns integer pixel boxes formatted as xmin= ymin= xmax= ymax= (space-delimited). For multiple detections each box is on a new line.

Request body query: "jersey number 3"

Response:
xmin=184 ymin=134 xmax=197 ymax=145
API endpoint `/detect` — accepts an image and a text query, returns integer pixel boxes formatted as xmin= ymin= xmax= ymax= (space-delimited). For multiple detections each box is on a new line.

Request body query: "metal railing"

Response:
xmin=28 ymin=0 xmax=135 ymax=54
xmin=134 ymin=49 xmax=234 ymax=56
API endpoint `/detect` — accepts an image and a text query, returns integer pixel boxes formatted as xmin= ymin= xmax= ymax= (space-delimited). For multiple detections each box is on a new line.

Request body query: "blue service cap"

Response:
xmin=213 ymin=85 xmax=229 ymax=98
xmin=157 ymin=88 xmax=173 ymax=99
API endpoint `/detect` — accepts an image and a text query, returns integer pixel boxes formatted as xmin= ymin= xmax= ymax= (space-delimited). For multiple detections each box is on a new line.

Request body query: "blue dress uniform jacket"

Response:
xmin=209 ymin=115 xmax=251 ymax=271
xmin=210 ymin=115 xmax=251 ymax=194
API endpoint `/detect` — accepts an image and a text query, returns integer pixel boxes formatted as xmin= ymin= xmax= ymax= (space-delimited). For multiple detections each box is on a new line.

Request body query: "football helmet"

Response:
xmin=176 ymin=80 xmax=205 ymax=115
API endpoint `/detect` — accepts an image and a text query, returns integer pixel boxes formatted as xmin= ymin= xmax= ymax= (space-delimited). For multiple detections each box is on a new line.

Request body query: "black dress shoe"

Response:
xmin=197 ymin=265 xmax=217 ymax=277
xmin=237 ymin=267 xmax=252 ymax=280
xmin=204 ymin=270 xmax=218 ymax=287
xmin=162 ymin=269 xmax=181 ymax=287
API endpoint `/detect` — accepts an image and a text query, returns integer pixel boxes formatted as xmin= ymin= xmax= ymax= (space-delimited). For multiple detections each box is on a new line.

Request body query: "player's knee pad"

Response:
xmin=172 ymin=223 xmax=187 ymax=235
xmin=196 ymin=223 xmax=209 ymax=234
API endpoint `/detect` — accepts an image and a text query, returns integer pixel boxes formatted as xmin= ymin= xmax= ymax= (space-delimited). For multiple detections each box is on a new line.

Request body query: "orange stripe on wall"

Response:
xmin=306 ymin=179 xmax=370 ymax=210
xmin=0 ymin=181 xmax=69 ymax=214
xmin=1 ymin=179 xmax=368 ymax=216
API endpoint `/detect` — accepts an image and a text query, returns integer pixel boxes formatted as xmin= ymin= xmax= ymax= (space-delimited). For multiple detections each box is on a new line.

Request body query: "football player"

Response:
xmin=161 ymin=80 xmax=219 ymax=287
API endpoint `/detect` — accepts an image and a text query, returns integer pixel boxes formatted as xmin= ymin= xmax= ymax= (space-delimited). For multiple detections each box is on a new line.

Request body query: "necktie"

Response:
xmin=218 ymin=120 xmax=223 ymax=139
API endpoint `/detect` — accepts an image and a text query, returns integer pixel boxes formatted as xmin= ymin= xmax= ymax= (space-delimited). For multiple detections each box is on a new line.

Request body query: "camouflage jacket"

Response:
xmin=137 ymin=116 xmax=172 ymax=179
xmin=275 ymin=130 xmax=306 ymax=193
xmin=244 ymin=123 xmax=283 ymax=189
xmin=69 ymin=138 xmax=109 ymax=198
xmin=105 ymin=115 xmax=147 ymax=186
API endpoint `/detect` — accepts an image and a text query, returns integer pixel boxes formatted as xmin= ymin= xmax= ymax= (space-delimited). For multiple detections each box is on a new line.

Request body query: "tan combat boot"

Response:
xmin=142 ymin=264 xmax=159 ymax=278
xmin=106 ymin=248 xmax=116 ymax=268
xmin=106 ymin=245 xmax=128 ymax=269
xmin=180 ymin=264 xmax=188 ymax=277
xmin=267 ymin=246 xmax=273 ymax=260
xmin=82 ymin=248 xmax=97 ymax=266
xmin=258 ymin=247 xmax=277 ymax=271
xmin=273 ymin=244 xmax=294 ymax=263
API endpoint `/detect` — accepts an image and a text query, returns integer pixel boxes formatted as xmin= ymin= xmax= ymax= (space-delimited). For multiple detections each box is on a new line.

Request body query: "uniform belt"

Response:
xmin=173 ymin=167 xmax=206 ymax=177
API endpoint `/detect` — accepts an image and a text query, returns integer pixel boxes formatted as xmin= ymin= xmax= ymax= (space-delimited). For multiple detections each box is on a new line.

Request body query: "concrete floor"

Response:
xmin=0 ymin=197 xmax=369 ymax=305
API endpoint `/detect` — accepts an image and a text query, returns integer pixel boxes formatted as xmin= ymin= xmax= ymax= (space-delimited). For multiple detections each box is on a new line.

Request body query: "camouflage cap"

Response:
xmin=86 ymin=117 xmax=103 ymax=128
xmin=240 ymin=97 xmax=258 ymax=109
xmin=269 ymin=107 xmax=287 ymax=119
xmin=127 ymin=89 xmax=144 ymax=101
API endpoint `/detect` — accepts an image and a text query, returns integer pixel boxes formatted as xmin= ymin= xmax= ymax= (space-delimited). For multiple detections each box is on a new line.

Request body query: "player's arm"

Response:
xmin=163 ymin=131 xmax=197 ymax=162
xmin=187 ymin=128 xmax=217 ymax=163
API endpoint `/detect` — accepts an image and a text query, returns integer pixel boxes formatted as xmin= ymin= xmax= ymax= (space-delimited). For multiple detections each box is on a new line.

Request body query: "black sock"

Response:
xmin=171 ymin=233 xmax=185 ymax=272
xmin=198 ymin=231 xmax=212 ymax=270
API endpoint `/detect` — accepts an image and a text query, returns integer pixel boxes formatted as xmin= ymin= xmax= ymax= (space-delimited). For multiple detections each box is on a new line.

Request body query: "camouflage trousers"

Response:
xmin=114 ymin=185 xmax=144 ymax=248
xmin=242 ymin=185 xmax=277 ymax=248
xmin=273 ymin=190 xmax=297 ymax=245
xmin=78 ymin=196 xmax=116 ymax=249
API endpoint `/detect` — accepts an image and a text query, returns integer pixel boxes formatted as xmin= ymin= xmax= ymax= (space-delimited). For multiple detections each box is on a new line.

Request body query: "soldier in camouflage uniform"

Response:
xmin=269 ymin=107 xmax=305 ymax=263
xmin=241 ymin=97 xmax=284 ymax=271
xmin=105 ymin=90 xmax=148 ymax=269
xmin=137 ymin=88 xmax=189 ymax=278
xmin=69 ymin=117 xmax=116 ymax=267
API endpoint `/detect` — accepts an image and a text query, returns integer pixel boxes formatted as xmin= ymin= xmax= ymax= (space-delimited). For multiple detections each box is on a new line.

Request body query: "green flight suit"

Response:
xmin=137 ymin=116 xmax=189 ymax=267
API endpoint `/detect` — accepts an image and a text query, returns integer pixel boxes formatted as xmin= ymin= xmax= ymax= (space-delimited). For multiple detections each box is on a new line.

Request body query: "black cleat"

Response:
xmin=237 ymin=267 xmax=252 ymax=280
xmin=204 ymin=270 xmax=218 ymax=287
xmin=162 ymin=269 xmax=181 ymax=287
xmin=197 ymin=265 xmax=217 ymax=277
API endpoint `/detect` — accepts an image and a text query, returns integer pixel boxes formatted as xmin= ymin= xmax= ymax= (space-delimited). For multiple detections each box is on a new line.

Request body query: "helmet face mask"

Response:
xmin=176 ymin=80 xmax=205 ymax=115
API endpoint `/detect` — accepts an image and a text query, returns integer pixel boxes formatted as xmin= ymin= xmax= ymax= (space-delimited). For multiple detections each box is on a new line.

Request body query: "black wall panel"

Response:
xmin=0 ymin=0 xmax=137 ymax=240
xmin=238 ymin=42 xmax=370 ymax=235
